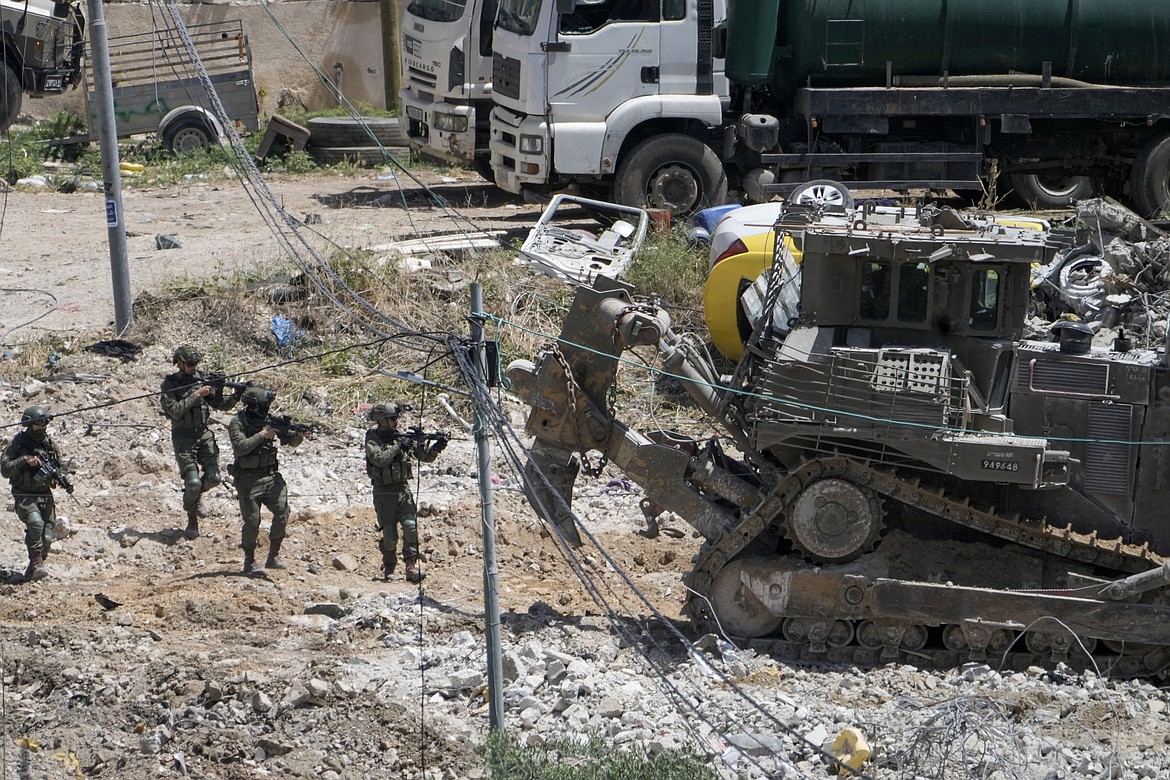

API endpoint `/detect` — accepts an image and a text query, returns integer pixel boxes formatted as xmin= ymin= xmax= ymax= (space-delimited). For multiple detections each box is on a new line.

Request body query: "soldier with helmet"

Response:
xmin=0 ymin=406 xmax=65 ymax=581
xmin=365 ymin=401 xmax=447 ymax=582
xmin=160 ymin=344 xmax=241 ymax=539
xmin=229 ymin=386 xmax=305 ymax=575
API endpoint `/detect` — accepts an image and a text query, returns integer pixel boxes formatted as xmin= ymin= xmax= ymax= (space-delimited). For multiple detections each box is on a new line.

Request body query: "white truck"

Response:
xmin=399 ymin=0 xmax=497 ymax=176
xmin=488 ymin=0 xmax=728 ymax=215
xmin=0 ymin=0 xmax=85 ymax=131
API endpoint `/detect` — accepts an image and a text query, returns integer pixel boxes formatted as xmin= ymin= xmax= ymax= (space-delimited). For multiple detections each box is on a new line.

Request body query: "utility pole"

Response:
xmin=86 ymin=0 xmax=133 ymax=334
xmin=470 ymin=282 xmax=505 ymax=732
xmin=380 ymin=0 xmax=401 ymax=111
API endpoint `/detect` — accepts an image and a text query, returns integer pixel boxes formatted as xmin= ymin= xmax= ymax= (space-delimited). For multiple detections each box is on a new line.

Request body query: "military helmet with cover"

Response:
xmin=368 ymin=402 xmax=402 ymax=422
xmin=21 ymin=405 xmax=51 ymax=426
xmin=172 ymin=345 xmax=202 ymax=365
xmin=242 ymin=387 xmax=276 ymax=409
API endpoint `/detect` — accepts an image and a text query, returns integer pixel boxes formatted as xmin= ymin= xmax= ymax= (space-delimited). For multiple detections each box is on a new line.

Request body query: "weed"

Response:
xmin=479 ymin=731 xmax=717 ymax=780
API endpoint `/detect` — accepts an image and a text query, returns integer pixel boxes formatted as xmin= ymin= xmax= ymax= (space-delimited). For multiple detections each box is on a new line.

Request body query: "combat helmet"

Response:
xmin=242 ymin=387 xmax=276 ymax=410
xmin=172 ymin=345 xmax=202 ymax=365
xmin=20 ymin=405 xmax=51 ymax=426
xmin=368 ymin=402 xmax=402 ymax=421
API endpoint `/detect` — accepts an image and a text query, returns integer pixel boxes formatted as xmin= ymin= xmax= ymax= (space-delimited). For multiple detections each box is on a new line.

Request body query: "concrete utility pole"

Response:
xmin=470 ymin=283 xmax=505 ymax=732
xmin=380 ymin=0 xmax=401 ymax=111
xmin=86 ymin=0 xmax=133 ymax=334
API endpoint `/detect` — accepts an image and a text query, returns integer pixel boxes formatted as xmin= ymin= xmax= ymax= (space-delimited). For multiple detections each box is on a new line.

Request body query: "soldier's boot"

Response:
xmin=404 ymin=557 xmax=425 ymax=583
xmin=183 ymin=511 xmax=200 ymax=540
xmin=382 ymin=557 xmax=397 ymax=580
xmin=265 ymin=538 xmax=288 ymax=570
xmin=24 ymin=550 xmax=48 ymax=582
xmin=243 ymin=549 xmax=265 ymax=576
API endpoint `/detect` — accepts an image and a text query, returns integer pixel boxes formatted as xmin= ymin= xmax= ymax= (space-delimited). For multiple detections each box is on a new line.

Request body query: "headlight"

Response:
xmin=432 ymin=113 xmax=469 ymax=133
xmin=519 ymin=134 xmax=544 ymax=154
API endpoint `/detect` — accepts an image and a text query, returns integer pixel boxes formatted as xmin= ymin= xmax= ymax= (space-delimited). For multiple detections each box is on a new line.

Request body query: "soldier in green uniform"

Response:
xmin=229 ymin=387 xmax=305 ymax=575
xmin=365 ymin=402 xmax=447 ymax=582
xmin=160 ymin=345 xmax=241 ymax=539
xmin=1 ymin=406 xmax=64 ymax=581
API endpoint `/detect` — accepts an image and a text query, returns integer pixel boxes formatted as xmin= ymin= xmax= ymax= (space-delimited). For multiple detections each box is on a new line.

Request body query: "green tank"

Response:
xmin=726 ymin=0 xmax=1170 ymax=99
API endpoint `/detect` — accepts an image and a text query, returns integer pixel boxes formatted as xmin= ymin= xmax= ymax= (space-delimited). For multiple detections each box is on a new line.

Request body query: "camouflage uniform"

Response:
xmin=365 ymin=402 xmax=445 ymax=581
xmin=0 ymin=406 xmax=62 ymax=581
xmin=160 ymin=345 xmax=239 ymax=538
xmin=229 ymin=387 xmax=303 ymax=574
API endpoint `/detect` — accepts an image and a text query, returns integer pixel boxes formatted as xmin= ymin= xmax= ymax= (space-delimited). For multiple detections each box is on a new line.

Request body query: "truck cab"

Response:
xmin=399 ymin=0 xmax=498 ymax=174
xmin=488 ymin=0 xmax=728 ymax=215
xmin=0 ymin=0 xmax=85 ymax=131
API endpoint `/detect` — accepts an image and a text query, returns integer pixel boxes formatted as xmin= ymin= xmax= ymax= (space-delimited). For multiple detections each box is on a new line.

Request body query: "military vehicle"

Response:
xmin=507 ymin=200 xmax=1170 ymax=678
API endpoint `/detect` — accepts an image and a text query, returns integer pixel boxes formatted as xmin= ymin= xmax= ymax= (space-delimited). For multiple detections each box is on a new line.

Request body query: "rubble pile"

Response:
xmin=1031 ymin=198 xmax=1170 ymax=349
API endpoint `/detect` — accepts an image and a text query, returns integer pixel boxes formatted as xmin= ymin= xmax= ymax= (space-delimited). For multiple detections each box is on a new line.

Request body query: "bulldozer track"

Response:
xmin=682 ymin=455 xmax=1170 ymax=678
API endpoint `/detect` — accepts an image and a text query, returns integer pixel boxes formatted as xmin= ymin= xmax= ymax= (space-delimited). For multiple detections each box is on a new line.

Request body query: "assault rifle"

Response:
xmin=396 ymin=426 xmax=450 ymax=450
xmin=264 ymin=414 xmax=314 ymax=444
xmin=201 ymin=372 xmax=250 ymax=404
xmin=33 ymin=449 xmax=74 ymax=494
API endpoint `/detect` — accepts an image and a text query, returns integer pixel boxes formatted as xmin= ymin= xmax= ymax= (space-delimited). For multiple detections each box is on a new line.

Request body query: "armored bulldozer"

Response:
xmin=507 ymin=201 xmax=1170 ymax=678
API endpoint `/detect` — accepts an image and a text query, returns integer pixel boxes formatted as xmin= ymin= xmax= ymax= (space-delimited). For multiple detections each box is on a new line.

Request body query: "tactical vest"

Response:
xmin=234 ymin=413 xmax=279 ymax=473
xmin=366 ymin=429 xmax=413 ymax=488
xmin=161 ymin=372 xmax=212 ymax=434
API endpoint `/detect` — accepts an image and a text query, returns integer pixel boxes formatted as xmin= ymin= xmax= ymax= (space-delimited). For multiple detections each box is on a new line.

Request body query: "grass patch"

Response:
xmin=480 ymin=732 xmax=717 ymax=780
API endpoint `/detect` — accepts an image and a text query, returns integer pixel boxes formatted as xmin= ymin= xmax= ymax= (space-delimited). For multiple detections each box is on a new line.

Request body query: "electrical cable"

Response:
xmin=449 ymin=335 xmax=873 ymax=778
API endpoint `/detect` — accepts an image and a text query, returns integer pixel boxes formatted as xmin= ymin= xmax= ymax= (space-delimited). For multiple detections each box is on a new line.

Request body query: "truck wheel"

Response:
xmin=163 ymin=117 xmax=216 ymax=155
xmin=1009 ymin=173 xmax=1093 ymax=209
xmin=1129 ymin=134 xmax=1170 ymax=218
xmin=0 ymin=64 xmax=21 ymax=133
xmin=613 ymin=133 xmax=727 ymax=218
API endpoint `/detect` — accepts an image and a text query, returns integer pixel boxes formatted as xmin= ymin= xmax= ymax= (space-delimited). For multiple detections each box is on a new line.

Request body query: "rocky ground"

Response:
xmin=0 ymin=164 xmax=1168 ymax=780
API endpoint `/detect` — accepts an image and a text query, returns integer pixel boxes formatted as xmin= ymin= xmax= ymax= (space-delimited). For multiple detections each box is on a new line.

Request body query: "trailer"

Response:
xmin=85 ymin=20 xmax=259 ymax=153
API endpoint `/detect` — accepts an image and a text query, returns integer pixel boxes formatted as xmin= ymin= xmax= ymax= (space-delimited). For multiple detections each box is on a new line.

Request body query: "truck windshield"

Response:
xmin=497 ymin=0 xmax=541 ymax=35
xmin=406 ymin=0 xmax=469 ymax=24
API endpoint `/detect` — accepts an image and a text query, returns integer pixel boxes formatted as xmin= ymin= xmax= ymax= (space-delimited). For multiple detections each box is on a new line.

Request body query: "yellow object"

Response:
xmin=15 ymin=737 xmax=40 ymax=751
xmin=704 ymin=231 xmax=802 ymax=361
xmin=829 ymin=727 xmax=871 ymax=775
xmin=119 ymin=162 xmax=145 ymax=174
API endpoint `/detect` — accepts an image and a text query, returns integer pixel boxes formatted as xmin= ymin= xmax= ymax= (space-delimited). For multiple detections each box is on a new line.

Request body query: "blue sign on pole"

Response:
xmin=105 ymin=200 xmax=118 ymax=227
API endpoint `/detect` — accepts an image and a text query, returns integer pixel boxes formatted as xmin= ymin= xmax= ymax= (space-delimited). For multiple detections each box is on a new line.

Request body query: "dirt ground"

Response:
xmin=0 ymin=165 xmax=708 ymax=779
xmin=4 ymin=165 xmax=1170 ymax=779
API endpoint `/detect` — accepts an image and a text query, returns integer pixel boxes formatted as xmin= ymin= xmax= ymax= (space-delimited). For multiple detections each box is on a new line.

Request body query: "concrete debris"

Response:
xmin=1032 ymin=198 xmax=1170 ymax=350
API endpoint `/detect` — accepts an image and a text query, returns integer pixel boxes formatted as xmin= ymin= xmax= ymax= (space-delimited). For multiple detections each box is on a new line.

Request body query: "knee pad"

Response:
xmin=202 ymin=465 xmax=222 ymax=491
xmin=183 ymin=471 xmax=203 ymax=502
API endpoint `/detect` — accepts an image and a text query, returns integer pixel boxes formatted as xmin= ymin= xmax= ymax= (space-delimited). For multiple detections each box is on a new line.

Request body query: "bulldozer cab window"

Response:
xmin=896 ymin=262 xmax=930 ymax=323
xmin=968 ymin=268 xmax=1001 ymax=331
xmin=560 ymin=0 xmax=659 ymax=33
xmin=859 ymin=260 xmax=892 ymax=321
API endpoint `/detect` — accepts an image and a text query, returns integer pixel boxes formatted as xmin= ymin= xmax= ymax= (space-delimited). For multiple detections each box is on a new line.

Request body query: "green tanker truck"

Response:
xmin=489 ymin=0 xmax=1170 ymax=216
xmin=725 ymin=0 xmax=1170 ymax=214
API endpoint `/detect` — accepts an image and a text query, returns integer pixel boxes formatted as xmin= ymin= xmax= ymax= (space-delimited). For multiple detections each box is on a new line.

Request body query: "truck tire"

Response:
xmin=1129 ymin=134 xmax=1170 ymax=218
xmin=306 ymin=145 xmax=408 ymax=167
xmin=1009 ymin=173 xmax=1093 ymax=209
xmin=614 ymin=134 xmax=727 ymax=218
xmin=0 ymin=64 xmax=21 ymax=133
xmin=305 ymin=117 xmax=408 ymax=148
xmin=163 ymin=117 xmax=216 ymax=155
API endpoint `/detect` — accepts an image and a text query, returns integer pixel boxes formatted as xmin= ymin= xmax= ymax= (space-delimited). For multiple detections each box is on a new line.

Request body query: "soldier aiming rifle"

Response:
xmin=1 ymin=406 xmax=69 ymax=581
xmin=161 ymin=345 xmax=242 ymax=540
xmin=364 ymin=402 xmax=449 ymax=582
